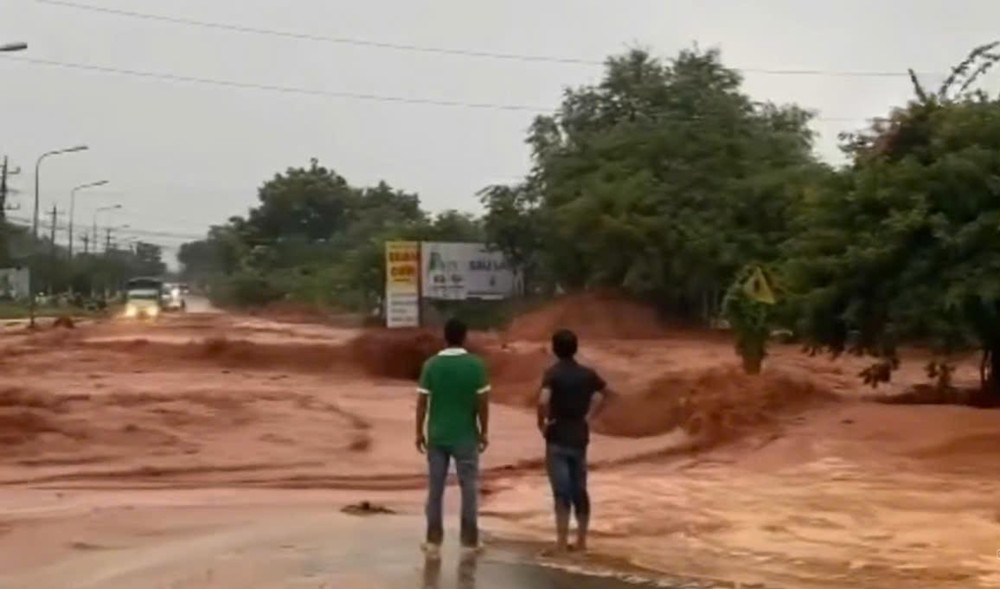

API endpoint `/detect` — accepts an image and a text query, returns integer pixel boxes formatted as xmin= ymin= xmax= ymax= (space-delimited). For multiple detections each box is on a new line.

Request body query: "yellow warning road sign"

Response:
xmin=743 ymin=266 xmax=776 ymax=305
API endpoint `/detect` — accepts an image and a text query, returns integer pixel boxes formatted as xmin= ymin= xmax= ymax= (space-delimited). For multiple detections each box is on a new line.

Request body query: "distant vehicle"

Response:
xmin=161 ymin=282 xmax=187 ymax=312
xmin=124 ymin=277 xmax=163 ymax=320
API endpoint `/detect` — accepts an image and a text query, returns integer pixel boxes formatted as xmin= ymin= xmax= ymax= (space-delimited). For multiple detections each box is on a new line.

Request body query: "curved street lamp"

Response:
xmin=33 ymin=145 xmax=88 ymax=238
xmin=0 ymin=42 xmax=28 ymax=53
xmin=29 ymin=144 xmax=88 ymax=327
xmin=68 ymin=180 xmax=108 ymax=258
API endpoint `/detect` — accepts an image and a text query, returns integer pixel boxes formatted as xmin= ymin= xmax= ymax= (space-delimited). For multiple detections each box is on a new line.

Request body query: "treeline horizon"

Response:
xmin=178 ymin=42 xmax=1000 ymax=395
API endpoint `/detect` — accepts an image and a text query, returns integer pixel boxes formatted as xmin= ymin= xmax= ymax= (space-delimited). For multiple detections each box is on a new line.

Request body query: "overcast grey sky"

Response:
xmin=2 ymin=0 xmax=999 ymax=259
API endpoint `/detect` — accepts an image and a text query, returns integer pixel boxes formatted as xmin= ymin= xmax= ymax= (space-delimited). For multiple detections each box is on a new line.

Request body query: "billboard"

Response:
xmin=421 ymin=242 xmax=518 ymax=301
xmin=0 ymin=267 xmax=29 ymax=300
xmin=384 ymin=241 xmax=420 ymax=328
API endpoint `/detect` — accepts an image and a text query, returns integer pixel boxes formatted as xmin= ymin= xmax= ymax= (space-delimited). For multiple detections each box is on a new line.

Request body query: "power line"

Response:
xmin=9 ymin=215 xmax=398 ymax=252
xmin=36 ymin=0 xmax=596 ymax=66
xmin=7 ymin=214 xmax=203 ymax=240
xmin=36 ymin=0 xmax=930 ymax=79
xmin=6 ymin=220 xmax=182 ymax=254
xmin=0 ymin=55 xmax=867 ymax=123
xmin=2 ymin=55 xmax=547 ymax=113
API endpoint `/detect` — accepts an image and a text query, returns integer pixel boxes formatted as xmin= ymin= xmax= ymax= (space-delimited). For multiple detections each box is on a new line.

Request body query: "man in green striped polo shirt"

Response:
xmin=416 ymin=318 xmax=490 ymax=556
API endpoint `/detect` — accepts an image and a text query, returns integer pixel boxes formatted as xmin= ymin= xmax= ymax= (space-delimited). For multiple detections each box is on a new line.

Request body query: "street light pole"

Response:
xmin=30 ymin=144 xmax=88 ymax=328
xmin=68 ymin=180 xmax=108 ymax=258
xmin=0 ymin=42 xmax=28 ymax=53
xmin=33 ymin=145 xmax=88 ymax=239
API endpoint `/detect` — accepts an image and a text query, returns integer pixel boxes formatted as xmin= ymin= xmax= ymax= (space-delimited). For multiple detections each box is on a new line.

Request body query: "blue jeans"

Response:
xmin=546 ymin=444 xmax=590 ymax=518
xmin=426 ymin=442 xmax=479 ymax=546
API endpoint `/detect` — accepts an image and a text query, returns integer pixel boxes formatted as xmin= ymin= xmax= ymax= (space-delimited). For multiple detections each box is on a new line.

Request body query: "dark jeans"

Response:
xmin=546 ymin=443 xmax=590 ymax=518
xmin=425 ymin=442 xmax=479 ymax=547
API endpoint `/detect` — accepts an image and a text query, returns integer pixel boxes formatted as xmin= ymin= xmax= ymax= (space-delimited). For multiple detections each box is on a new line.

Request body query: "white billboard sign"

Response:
xmin=421 ymin=242 xmax=518 ymax=301
xmin=0 ymin=267 xmax=30 ymax=300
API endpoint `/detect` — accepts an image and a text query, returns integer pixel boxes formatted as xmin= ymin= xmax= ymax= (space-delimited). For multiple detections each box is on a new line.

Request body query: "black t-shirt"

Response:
xmin=542 ymin=359 xmax=607 ymax=448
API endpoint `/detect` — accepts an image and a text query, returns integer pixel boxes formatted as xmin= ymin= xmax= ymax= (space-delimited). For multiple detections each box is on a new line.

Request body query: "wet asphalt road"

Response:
xmin=0 ymin=513 xmax=721 ymax=589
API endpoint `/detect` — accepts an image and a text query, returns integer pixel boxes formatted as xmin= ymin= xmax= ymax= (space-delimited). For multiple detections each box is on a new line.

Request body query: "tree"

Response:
xmin=480 ymin=183 xmax=546 ymax=293
xmin=787 ymin=42 xmax=1000 ymax=399
xmin=178 ymin=221 xmax=248 ymax=282
xmin=179 ymin=159 xmax=445 ymax=310
xmin=248 ymin=158 xmax=357 ymax=242
xmin=178 ymin=239 xmax=218 ymax=281
xmin=425 ymin=210 xmax=483 ymax=242
xmin=356 ymin=181 xmax=423 ymax=223
xmin=490 ymin=47 xmax=820 ymax=319
xmin=133 ymin=242 xmax=166 ymax=276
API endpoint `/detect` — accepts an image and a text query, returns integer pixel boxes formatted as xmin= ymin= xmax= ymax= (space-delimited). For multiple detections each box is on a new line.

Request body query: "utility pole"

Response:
xmin=0 ymin=156 xmax=21 ymax=221
xmin=105 ymin=227 xmax=111 ymax=254
xmin=48 ymin=206 xmax=58 ymax=296
xmin=82 ymin=234 xmax=89 ymax=255
xmin=49 ymin=205 xmax=58 ymax=250
xmin=1 ymin=156 xmax=8 ymax=222
xmin=0 ymin=157 xmax=8 ymax=266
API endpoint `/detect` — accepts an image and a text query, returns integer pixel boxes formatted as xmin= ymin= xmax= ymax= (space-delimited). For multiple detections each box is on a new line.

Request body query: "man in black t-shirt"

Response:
xmin=537 ymin=329 xmax=609 ymax=553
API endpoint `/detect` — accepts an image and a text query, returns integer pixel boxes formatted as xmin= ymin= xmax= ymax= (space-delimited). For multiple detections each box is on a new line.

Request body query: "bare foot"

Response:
xmin=539 ymin=545 xmax=569 ymax=558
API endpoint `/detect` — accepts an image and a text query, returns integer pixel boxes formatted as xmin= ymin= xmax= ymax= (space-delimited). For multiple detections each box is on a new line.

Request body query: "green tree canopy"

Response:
xmin=484 ymin=47 xmax=823 ymax=318
xmin=179 ymin=160 xmax=484 ymax=312
xmin=787 ymin=42 xmax=1000 ymax=397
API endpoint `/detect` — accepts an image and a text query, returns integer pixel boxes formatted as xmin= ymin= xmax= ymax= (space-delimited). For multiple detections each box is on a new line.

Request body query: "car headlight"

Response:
xmin=149 ymin=307 xmax=160 ymax=317
xmin=125 ymin=304 xmax=137 ymax=318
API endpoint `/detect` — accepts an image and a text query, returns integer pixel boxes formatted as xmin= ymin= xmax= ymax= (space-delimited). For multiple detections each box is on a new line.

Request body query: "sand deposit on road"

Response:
xmin=1 ymin=297 xmax=999 ymax=588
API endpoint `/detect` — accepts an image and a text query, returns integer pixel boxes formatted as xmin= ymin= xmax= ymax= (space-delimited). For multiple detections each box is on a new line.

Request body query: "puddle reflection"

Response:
xmin=421 ymin=554 xmax=478 ymax=589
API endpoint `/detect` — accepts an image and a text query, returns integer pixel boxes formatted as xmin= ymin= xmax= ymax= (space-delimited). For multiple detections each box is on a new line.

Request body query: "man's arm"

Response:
xmin=586 ymin=389 xmax=609 ymax=423
xmin=415 ymin=394 xmax=428 ymax=453
xmin=586 ymin=371 xmax=610 ymax=424
xmin=416 ymin=361 xmax=431 ymax=453
xmin=477 ymin=391 xmax=490 ymax=452
xmin=476 ymin=359 xmax=491 ymax=453
xmin=537 ymin=387 xmax=551 ymax=436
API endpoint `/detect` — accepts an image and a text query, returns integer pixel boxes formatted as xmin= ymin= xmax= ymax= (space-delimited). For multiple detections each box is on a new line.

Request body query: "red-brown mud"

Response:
xmin=506 ymin=291 xmax=667 ymax=341
xmin=1 ymin=298 xmax=999 ymax=588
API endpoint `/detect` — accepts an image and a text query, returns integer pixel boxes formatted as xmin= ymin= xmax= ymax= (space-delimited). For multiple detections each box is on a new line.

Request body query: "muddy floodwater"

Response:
xmin=2 ymin=296 xmax=1000 ymax=588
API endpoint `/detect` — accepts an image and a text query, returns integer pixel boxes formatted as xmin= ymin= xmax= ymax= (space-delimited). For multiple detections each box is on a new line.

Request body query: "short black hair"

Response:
xmin=552 ymin=329 xmax=578 ymax=359
xmin=444 ymin=318 xmax=468 ymax=347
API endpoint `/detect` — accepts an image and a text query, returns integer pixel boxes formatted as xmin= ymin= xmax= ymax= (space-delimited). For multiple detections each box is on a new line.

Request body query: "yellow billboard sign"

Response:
xmin=386 ymin=241 xmax=419 ymax=291
xmin=385 ymin=241 xmax=420 ymax=327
